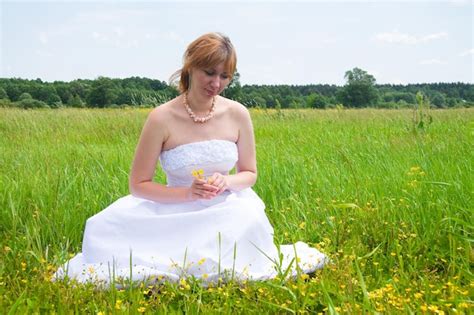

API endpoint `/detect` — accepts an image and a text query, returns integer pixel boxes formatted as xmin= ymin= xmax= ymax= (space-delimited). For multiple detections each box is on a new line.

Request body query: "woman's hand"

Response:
xmin=187 ymin=178 xmax=219 ymax=200
xmin=207 ymin=173 xmax=229 ymax=195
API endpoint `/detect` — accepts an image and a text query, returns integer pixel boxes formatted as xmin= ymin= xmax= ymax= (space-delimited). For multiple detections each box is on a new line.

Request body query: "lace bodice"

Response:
xmin=159 ymin=140 xmax=238 ymax=187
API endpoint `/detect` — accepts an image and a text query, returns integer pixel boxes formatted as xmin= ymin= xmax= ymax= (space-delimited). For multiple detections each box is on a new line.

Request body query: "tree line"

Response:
xmin=1 ymin=68 xmax=473 ymax=109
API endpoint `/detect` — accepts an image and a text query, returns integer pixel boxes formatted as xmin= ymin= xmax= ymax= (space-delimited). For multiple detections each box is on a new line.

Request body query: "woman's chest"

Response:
xmin=163 ymin=116 xmax=239 ymax=151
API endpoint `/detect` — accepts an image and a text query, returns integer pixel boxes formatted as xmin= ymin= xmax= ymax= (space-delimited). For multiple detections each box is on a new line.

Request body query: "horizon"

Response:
xmin=1 ymin=76 xmax=473 ymax=87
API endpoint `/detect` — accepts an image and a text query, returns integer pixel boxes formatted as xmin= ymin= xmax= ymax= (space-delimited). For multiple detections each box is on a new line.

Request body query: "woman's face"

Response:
xmin=190 ymin=62 xmax=231 ymax=98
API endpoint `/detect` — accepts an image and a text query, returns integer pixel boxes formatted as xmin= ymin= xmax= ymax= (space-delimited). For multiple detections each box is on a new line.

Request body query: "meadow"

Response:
xmin=0 ymin=107 xmax=472 ymax=314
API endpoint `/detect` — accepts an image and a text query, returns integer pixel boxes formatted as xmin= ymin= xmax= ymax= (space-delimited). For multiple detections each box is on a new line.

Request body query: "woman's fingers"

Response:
xmin=191 ymin=174 xmax=228 ymax=200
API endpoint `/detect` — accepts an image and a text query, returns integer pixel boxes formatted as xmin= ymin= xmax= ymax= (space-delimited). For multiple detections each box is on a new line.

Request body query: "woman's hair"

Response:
xmin=169 ymin=32 xmax=237 ymax=93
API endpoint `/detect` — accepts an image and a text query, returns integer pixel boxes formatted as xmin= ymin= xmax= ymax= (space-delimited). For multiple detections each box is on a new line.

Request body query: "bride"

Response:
xmin=55 ymin=32 xmax=327 ymax=285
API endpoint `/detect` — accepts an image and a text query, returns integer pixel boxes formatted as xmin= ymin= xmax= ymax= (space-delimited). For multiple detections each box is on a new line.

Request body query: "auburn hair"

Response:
xmin=170 ymin=32 xmax=237 ymax=93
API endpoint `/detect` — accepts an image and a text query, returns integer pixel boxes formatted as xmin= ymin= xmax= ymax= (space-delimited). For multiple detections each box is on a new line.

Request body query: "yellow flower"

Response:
xmin=299 ymin=222 xmax=306 ymax=229
xmin=137 ymin=306 xmax=146 ymax=313
xmin=300 ymin=274 xmax=309 ymax=281
xmin=202 ymin=273 xmax=208 ymax=279
xmin=4 ymin=246 xmax=11 ymax=253
xmin=198 ymin=258 xmax=206 ymax=265
xmin=192 ymin=169 xmax=204 ymax=179
xmin=179 ymin=278 xmax=190 ymax=290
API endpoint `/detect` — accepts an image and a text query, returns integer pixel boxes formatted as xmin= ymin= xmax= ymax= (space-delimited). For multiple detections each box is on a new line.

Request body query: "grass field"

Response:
xmin=0 ymin=108 xmax=472 ymax=314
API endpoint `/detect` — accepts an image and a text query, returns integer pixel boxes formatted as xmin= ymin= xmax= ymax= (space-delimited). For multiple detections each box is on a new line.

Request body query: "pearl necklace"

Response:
xmin=183 ymin=93 xmax=216 ymax=123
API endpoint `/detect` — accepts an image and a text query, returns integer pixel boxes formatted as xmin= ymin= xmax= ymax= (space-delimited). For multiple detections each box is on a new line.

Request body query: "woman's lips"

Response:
xmin=205 ymin=89 xmax=217 ymax=96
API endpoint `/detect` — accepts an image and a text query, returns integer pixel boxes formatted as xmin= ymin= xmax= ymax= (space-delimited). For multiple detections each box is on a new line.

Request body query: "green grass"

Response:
xmin=1 ymin=108 xmax=473 ymax=314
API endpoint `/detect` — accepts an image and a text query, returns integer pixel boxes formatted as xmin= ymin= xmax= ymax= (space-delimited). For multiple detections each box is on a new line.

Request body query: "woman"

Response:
xmin=55 ymin=33 xmax=327 ymax=285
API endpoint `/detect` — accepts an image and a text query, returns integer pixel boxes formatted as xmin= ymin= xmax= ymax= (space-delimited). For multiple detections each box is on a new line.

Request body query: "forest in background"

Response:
xmin=1 ymin=68 xmax=473 ymax=109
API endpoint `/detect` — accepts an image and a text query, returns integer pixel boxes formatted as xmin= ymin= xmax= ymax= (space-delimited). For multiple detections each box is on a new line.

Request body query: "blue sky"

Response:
xmin=1 ymin=0 xmax=472 ymax=85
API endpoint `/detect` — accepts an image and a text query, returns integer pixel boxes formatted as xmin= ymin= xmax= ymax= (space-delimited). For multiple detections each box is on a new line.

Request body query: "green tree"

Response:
xmin=67 ymin=94 xmax=85 ymax=108
xmin=5 ymin=83 xmax=21 ymax=101
xmin=87 ymin=77 xmax=118 ymax=107
xmin=223 ymin=71 xmax=242 ymax=101
xmin=337 ymin=67 xmax=379 ymax=107
xmin=306 ymin=93 xmax=328 ymax=109
xmin=430 ymin=91 xmax=446 ymax=108
xmin=19 ymin=92 xmax=33 ymax=101
xmin=0 ymin=87 xmax=8 ymax=99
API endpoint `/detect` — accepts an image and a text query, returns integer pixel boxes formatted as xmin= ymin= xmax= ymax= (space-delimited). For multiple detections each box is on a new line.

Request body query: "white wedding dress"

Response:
xmin=54 ymin=140 xmax=327 ymax=285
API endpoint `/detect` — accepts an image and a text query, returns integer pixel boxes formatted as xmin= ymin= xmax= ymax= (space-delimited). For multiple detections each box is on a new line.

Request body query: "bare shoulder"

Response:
xmin=147 ymin=98 xmax=177 ymax=122
xmin=144 ymin=97 xmax=182 ymax=142
xmin=220 ymin=96 xmax=251 ymax=122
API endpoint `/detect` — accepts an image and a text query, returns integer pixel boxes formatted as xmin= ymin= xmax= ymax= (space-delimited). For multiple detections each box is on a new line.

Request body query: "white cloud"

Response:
xmin=459 ymin=48 xmax=474 ymax=57
xmin=35 ymin=50 xmax=54 ymax=57
xmin=421 ymin=32 xmax=448 ymax=41
xmin=374 ymin=30 xmax=449 ymax=45
xmin=38 ymin=32 xmax=48 ymax=45
xmin=375 ymin=30 xmax=418 ymax=44
xmin=419 ymin=58 xmax=445 ymax=65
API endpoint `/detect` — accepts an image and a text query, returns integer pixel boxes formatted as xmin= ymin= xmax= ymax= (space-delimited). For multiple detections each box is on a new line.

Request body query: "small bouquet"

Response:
xmin=191 ymin=169 xmax=205 ymax=180
xmin=191 ymin=169 xmax=215 ymax=184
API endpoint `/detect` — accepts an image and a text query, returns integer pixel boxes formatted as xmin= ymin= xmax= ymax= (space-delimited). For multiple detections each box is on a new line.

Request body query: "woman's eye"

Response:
xmin=204 ymin=70 xmax=214 ymax=76
xmin=221 ymin=75 xmax=229 ymax=80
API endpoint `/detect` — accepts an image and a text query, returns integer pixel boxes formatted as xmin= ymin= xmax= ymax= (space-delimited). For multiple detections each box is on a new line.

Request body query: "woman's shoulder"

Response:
xmin=148 ymin=96 xmax=181 ymax=123
xmin=219 ymin=96 xmax=250 ymax=120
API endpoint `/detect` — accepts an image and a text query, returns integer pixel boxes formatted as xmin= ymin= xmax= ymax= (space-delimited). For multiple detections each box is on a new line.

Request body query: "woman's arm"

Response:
xmin=209 ymin=103 xmax=257 ymax=193
xmin=129 ymin=107 xmax=187 ymax=203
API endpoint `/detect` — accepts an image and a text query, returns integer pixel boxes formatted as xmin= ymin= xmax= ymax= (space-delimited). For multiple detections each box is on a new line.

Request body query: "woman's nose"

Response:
xmin=210 ymin=76 xmax=220 ymax=88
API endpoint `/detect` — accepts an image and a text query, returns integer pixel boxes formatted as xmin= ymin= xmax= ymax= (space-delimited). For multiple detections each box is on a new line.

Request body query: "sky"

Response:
xmin=1 ymin=0 xmax=473 ymax=86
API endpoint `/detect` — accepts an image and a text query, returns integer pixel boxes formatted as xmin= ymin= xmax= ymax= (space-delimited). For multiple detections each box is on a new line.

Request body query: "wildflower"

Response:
xmin=4 ymin=246 xmax=11 ymax=253
xmin=300 ymin=274 xmax=309 ymax=281
xmin=198 ymin=258 xmax=206 ymax=265
xmin=137 ymin=306 xmax=146 ymax=313
xmin=97 ymin=312 xmax=104 ymax=315
xmin=191 ymin=169 xmax=204 ymax=179
xmin=408 ymin=179 xmax=418 ymax=187
xmin=202 ymin=273 xmax=208 ymax=279
xmin=299 ymin=222 xmax=306 ymax=229
xmin=115 ymin=299 xmax=123 ymax=310
xmin=428 ymin=305 xmax=439 ymax=312
xmin=21 ymin=262 xmax=27 ymax=271
xmin=179 ymin=278 xmax=190 ymax=290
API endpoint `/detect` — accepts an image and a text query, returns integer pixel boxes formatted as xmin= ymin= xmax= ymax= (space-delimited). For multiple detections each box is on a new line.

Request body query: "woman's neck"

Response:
xmin=186 ymin=90 xmax=214 ymax=113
